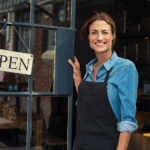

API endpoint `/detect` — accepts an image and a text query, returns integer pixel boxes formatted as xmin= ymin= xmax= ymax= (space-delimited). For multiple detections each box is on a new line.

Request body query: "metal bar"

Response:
xmin=33 ymin=24 xmax=74 ymax=30
xmin=26 ymin=0 xmax=35 ymax=149
xmin=37 ymin=0 xmax=64 ymax=5
xmin=68 ymin=1 xmax=75 ymax=149
xmin=0 ymin=21 xmax=74 ymax=30
xmin=0 ymin=21 xmax=33 ymax=28
xmin=67 ymin=95 xmax=73 ymax=150
xmin=27 ymin=1 xmax=34 ymax=149
xmin=71 ymin=0 xmax=76 ymax=28
xmin=31 ymin=92 xmax=68 ymax=96
xmin=0 ymin=92 xmax=30 ymax=96
xmin=0 ymin=92 xmax=70 ymax=96
xmin=26 ymin=95 xmax=32 ymax=150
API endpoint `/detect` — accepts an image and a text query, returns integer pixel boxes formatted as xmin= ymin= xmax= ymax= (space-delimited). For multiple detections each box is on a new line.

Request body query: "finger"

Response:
xmin=68 ymin=59 xmax=74 ymax=66
xmin=74 ymin=56 xmax=78 ymax=63
xmin=73 ymin=73 xmax=76 ymax=79
xmin=74 ymin=56 xmax=80 ymax=68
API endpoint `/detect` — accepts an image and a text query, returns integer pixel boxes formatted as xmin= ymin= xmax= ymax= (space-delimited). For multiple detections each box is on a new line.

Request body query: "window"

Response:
xmin=0 ymin=0 xmax=75 ymax=150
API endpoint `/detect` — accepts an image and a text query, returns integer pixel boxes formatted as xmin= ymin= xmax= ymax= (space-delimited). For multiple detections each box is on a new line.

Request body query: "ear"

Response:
xmin=112 ymin=32 xmax=116 ymax=40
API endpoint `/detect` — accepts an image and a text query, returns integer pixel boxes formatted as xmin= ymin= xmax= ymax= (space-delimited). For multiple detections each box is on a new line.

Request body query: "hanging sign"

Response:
xmin=0 ymin=49 xmax=33 ymax=75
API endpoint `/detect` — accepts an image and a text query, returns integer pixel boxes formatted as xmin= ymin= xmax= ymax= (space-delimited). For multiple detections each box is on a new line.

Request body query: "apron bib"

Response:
xmin=73 ymin=70 xmax=119 ymax=150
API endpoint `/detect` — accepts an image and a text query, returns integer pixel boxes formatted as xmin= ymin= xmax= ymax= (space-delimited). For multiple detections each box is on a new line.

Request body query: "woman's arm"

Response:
xmin=68 ymin=56 xmax=82 ymax=92
xmin=116 ymin=62 xmax=138 ymax=150
xmin=117 ymin=132 xmax=131 ymax=150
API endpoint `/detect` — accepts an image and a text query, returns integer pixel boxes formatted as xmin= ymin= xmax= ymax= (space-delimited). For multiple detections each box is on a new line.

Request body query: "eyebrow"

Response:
xmin=90 ymin=29 xmax=109 ymax=32
xmin=90 ymin=29 xmax=97 ymax=32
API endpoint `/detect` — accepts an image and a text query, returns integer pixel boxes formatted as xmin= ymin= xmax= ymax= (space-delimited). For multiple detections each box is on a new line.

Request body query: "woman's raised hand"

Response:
xmin=68 ymin=56 xmax=82 ymax=92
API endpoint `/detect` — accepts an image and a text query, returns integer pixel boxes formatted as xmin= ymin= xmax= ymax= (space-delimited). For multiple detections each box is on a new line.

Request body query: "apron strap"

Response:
xmin=104 ymin=68 xmax=112 ymax=83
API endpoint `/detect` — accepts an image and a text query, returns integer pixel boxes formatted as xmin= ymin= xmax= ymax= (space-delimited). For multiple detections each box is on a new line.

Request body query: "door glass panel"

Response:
xmin=0 ymin=25 xmax=30 ymax=52
xmin=33 ymin=28 xmax=56 ymax=92
xmin=0 ymin=25 xmax=30 ymax=92
xmin=0 ymin=96 xmax=27 ymax=149
xmin=0 ymin=72 xmax=28 ymax=92
xmin=0 ymin=0 xmax=31 ymax=23
xmin=34 ymin=0 xmax=72 ymax=27
xmin=31 ymin=96 xmax=68 ymax=150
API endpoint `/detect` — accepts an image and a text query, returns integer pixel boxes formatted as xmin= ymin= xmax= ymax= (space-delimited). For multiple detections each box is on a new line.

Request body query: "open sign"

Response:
xmin=0 ymin=49 xmax=33 ymax=75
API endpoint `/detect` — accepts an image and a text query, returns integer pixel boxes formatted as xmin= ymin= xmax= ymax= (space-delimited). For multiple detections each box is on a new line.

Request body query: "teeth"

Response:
xmin=96 ymin=43 xmax=105 ymax=46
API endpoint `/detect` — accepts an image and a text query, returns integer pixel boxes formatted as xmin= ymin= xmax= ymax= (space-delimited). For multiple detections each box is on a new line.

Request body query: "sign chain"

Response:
xmin=0 ymin=22 xmax=30 ymax=53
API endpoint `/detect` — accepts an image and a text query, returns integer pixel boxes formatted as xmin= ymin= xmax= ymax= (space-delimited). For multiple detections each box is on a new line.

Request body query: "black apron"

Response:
xmin=73 ymin=70 xmax=119 ymax=150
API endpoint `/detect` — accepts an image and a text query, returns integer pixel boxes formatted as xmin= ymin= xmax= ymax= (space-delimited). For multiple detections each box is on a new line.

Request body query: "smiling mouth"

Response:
xmin=95 ymin=42 xmax=105 ymax=46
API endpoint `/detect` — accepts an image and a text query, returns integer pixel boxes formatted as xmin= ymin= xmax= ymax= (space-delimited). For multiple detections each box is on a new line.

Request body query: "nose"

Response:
xmin=97 ymin=33 xmax=103 ymax=40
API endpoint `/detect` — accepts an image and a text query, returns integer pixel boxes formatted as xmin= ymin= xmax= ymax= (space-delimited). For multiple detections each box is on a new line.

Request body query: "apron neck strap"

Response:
xmin=104 ymin=68 xmax=112 ymax=83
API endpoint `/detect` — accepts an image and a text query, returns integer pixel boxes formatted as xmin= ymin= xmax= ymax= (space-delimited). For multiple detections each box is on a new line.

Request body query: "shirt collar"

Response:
xmin=103 ymin=51 xmax=118 ymax=71
xmin=86 ymin=51 xmax=119 ymax=72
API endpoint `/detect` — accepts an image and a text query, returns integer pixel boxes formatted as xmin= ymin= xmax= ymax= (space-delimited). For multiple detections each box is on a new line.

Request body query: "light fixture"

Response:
xmin=3 ymin=18 xmax=7 ymax=22
xmin=143 ymin=133 xmax=150 ymax=137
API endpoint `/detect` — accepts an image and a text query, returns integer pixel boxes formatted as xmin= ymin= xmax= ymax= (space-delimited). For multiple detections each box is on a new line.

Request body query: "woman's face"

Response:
xmin=88 ymin=20 xmax=115 ymax=54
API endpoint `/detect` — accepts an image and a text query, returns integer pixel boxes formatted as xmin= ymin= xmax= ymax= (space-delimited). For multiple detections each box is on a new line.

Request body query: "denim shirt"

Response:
xmin=83 ymin=51 xmax=138 ymax=132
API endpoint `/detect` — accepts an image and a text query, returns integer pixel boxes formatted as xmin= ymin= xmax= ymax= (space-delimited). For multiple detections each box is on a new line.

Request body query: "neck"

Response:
xmin=95 ymin=50 xmax=112 ymax=66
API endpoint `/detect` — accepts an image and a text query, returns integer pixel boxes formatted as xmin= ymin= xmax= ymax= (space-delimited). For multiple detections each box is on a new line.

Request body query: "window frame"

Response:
xmin=0 ymin=0 xmax=76 ymax=149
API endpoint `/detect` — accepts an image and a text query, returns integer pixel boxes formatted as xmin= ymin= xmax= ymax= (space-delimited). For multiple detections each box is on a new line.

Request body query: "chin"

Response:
xmin=93 ymin=48 xmax=111 ymax=53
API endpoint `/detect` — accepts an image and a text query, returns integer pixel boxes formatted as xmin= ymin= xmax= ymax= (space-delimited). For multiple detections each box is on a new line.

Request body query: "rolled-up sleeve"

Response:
xmin=117 ymin=121 xmax=138 ymax=132
xmin=117 ymin=63 xmax=138 ymax=132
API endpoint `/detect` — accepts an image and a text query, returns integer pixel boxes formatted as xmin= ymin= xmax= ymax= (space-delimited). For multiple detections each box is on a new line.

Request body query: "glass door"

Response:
xmin=0 ymin=0 xmax=76 ymax=150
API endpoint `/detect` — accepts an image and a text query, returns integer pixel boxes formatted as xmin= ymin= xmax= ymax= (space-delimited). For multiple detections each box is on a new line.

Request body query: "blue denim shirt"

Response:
xmin=83 ymin=51 xmax=138 ymax=132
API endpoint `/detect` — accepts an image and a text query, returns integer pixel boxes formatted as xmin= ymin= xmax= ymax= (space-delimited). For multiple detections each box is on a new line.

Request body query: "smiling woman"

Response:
xmin=68 ymin=12 xmax=138 ymax=150
xmin=88 ymin=20 xmax=115 ymax=54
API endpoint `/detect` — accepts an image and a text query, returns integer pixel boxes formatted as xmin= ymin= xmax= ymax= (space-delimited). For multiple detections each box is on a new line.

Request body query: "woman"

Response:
xmin=68 ymin=12 xmax=138 ymax=150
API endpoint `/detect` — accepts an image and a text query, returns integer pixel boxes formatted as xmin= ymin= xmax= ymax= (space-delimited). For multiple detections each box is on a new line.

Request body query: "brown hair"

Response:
xmin=80 ymin=11 xmax=116 ymax=47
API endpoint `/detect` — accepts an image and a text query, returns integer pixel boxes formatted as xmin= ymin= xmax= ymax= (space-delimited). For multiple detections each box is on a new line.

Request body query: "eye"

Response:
xmin=102 ymin=31 xmax=109 ymax=35
xmin=91 ymin=31 xmax=97 ymax=35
